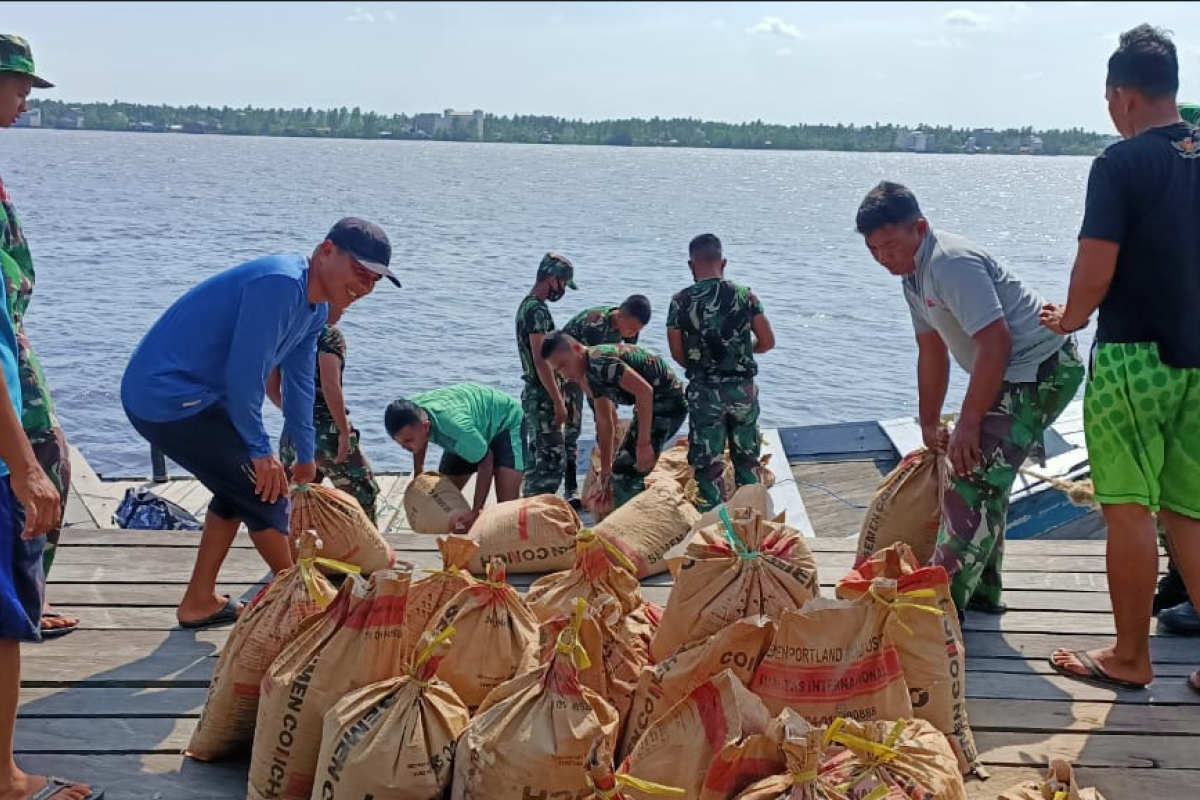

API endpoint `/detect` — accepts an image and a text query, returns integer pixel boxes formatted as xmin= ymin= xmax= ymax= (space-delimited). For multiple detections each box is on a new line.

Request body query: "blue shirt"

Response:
xmin=0 ymin=268 xmax=21 ymax=479
xmin=121 ymin=254 xmax=327 ymax=463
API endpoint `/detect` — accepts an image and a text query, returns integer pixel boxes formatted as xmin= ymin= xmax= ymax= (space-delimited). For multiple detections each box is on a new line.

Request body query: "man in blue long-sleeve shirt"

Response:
xmin=121 ymin=218 xmax=399 ymax=628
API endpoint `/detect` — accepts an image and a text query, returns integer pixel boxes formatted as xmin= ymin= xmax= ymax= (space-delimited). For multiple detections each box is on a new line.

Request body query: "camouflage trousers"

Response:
xmin=281 ymin=417 xmax=380 ymax=523
xmin=522 ymin=382 xmax=566 ymax=497
xmin=30 ymin=426 xmax=71 ymax=575
xmin=613 ymin=396 xmax=689 ymax=508
xmin=933 ymin=340 xmax=1085 ymax=612
xmin=562 ymin=380 xmax=592 ymax=495
xmin=687 ymin=379 xmax=762 ymax=511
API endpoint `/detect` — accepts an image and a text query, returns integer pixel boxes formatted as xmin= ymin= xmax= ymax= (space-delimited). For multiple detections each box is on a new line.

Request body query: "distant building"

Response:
xmin=14 ymin=108 xmax=41 ymax=128
xmin=896 ymin=128 xmax=931 ymax=153
xmin=433 ymin=108 xmax=484 ymax=140
xmin=971 ymin=128 xmax=998 ymax=149
xmin=1027 ymin=135 xmax=1044 ymax=155
xmin=412 ymin=113 xmax=439 ymax=136
xmin=55 ymin=108 xmax=85 ymax=130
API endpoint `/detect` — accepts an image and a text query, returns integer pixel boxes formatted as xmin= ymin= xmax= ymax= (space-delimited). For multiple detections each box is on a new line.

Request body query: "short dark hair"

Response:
xmin=619 ymin=294 xmax=652 ymax=325
xmin=540 ymin=330 xmax=576 ymax=360
xmin=855 ymin=181 xmax=923 ymax=237
xmin=384 ymin=398 xmax=423 ymax=437
xmin=689 ymin=233 xmax=723 ymax=261
xmin=1107 ymin=24 xmax=1178 ymax=99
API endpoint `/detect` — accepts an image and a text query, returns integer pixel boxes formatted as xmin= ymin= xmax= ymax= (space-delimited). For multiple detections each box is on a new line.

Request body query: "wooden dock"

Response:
xmin=19 ymin=525 xmax=1197 ymax=798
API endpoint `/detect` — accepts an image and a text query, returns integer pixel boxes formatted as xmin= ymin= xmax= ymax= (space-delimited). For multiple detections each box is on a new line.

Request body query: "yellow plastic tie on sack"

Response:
xmin=791 ymin=768 xmax=819 ymax=784
xmin=586 ymin=773 xmax=686 ymax=799
xmin=859 ymin=787 xmax=891 ymax=800
xmin=578 ymin=527 xmax=637 ymax=574
xmin=867 ymin=584 xmax=945 ymax=637
xmin=298 ymin=556 xmax=361 ymax=609
xmin=416 ymin=625 xmax=455 ymax=668
xmin=555 ymin=597 xmax=592 ymax=671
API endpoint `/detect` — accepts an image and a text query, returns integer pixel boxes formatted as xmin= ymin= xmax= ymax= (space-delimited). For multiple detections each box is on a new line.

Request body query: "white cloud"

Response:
xmin=747 ymin=16 xmax=801 ymax=40
xmin=915 ymin=36 xmax=969 ymax=50
xmin=347 ymin=6 xmax=374 ymax=23
xmin=384 ymin=9 xmax=396 ymax=22
xmin=776 ymin=47 xmax=794 ymax=57
xmin=943 ymin=9 xmax=991 ymax=29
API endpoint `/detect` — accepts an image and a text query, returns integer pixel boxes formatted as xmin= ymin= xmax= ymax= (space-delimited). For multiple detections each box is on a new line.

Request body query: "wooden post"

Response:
xmin=151 ymin=444 xmax=168 ymax=483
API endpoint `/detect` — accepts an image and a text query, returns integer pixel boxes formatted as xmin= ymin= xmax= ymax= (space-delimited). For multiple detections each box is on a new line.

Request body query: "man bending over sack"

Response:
xmin=543 ymin=333 xmax=688 ymax=509
xmin=385 ymin=382 xmax=525 ymax=533
xmin=560 ymin=294 xmax=651 ymax=507
xmin=122 ymin=218 xmax=399 ymax=628
xmin=856 ymin=182 xmax=1084 ymax=617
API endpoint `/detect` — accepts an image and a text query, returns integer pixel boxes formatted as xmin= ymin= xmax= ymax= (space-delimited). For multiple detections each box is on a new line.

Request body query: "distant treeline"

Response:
xmin=25 ymin=99 xmax=1114 ymax=156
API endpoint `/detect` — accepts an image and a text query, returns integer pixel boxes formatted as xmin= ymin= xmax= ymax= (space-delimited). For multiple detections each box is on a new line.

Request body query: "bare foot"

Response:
xmin=0 ymin=772 xmax=96 ymax=800
xmin=41 ymin=604 xmax=80 ymax=635
xmin=176 ymin=593 xmax=243 ymax=627
xmin=1189 ymin=670 xmax=1200 ymax=693
xmin=1050 ymin=646 xmax=1153 ymax=687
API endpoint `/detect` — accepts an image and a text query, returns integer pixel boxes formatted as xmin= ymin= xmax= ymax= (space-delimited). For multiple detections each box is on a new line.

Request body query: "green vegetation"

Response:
xmin=25 ymin=100 xmax=1114 ymax=156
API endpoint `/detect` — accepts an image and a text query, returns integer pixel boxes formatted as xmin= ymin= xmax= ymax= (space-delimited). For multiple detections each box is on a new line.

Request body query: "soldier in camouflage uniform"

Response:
xmin=560 ymin=295 xmax=651 ymax=505
xmin=0 ymin=35 xmax=75 ymax=637
xmin=857 ymin=181 xmax=1083 ymax=616
xmin=543 ymin=333 xmax=687 ymax=508
xmin=667 ymin=234 xmax=775 ymax=511
xmin=270 ymin=306 xmax=380 ymax=521
xmin=515 ymin=252 xmax=576 ymax=497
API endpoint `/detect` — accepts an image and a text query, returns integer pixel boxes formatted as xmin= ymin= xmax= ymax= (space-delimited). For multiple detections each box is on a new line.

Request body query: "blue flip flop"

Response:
xmin=31 ymin=777 xmax=105 ymax=799
xmin=179 ymin=596 xmax=243 ymax=630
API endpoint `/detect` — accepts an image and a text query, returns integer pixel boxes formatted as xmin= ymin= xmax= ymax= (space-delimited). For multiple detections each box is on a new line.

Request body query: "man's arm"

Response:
xmin=1055 ymin=241 xmax=1119 ymax=332
xmin=916 ymin=331 xmax=951 ymax=440
xmin=529 ymin=331 xmax=565 ymax=418
xmin=266 ymin=367 xmax=283 ymax=410
xmin=594 ymin=396 xmax=616 ymax=475
xmin=278 ymin=320 xmax=321 ymax=466
xmin=318 ymin=352 xmax=352 ymax=459
xmin=666 ymin=328 xmax=687 ymax=369
xmin=412 ymin=443 xmax=427 ymax=476
xmin=751 ymin=313 xmax=775 ymax=354
xmin=0 ymin=379 xmax=58 ymax=538
xmin=617 ymin=368 xmax=655 ymax=459
xmin=472 ymin=450 xmax=494 ymax=512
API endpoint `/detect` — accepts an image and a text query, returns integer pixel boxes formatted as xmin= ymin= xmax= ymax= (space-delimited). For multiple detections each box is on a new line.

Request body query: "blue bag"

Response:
xmin=114 ymin=486 xmax=202 ymax=531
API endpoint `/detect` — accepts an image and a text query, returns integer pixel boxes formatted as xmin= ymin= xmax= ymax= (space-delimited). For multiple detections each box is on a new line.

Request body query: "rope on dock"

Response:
xmin=1017 ymin=466 xmax=1097 ymax=509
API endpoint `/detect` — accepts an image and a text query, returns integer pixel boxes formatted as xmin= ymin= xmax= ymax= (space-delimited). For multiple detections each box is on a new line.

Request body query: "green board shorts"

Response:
xmin=1085 ymin=342 xmax=1200 ymax=518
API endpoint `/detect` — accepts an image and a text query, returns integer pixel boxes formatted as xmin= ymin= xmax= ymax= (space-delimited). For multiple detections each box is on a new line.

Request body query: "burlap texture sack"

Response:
xmin=621 ymin=615 xmax=777 ymax=760
xmin=451 ymin=606 xmax=621 ymax=800
xmin=187 ymin=531 xmax=341 ymax=762
xmin=526 ymin=527 xmax=644 ymax=620
xmin=750 ymin=595 xmax=912 ymax=724
xmin=312 ymin=628 xmax=469 ymax=800
xmin=594 ymin=480 xmax=702 ymax=578
xmin=857 ymin=448 xmax=948 ymax=566
xmin=582 ymin=419 xmax=633 ymax=523
xmin=733 ymin=729 xmax=850 ymax=800
xmin=666 ymin=484 xmax=776 ymax=564
xmin=426 ymin=559 xmax=540 ymax=709
xmin=819 ymin=717 xmax=967 ymax=800
xmin=997 ymin=759 xmax=1108 ymax=800
xmin=584 ymin=738 xmax=684 ymax=799
xmin=403 ymin=471 xmax=472 ymax=535
xmin=646 ymin=439 xmax=777 ymax=507
xmin=837 ymin=543 xmax=979 ymax=776
xmin=652 ymin=507 xmax=819 ymax=662
xmin=402 ymin=536 xmax=478 ymax=661
xmin=619 ymin=601 xmax=662 ymax=670
xmin=290 ymin=483 xmax=396 ymax=575
xmin=619 ymin=669 xmax=773 ymax=799
xmin=539 ymin=597 xmax=645 ymax=725
xmin=466 ymin=495 xmax=581 ymax=574
xmin=249 ymin=569 xmax=413 ymax=800
xmin=700 ymin=710 xmax=809 ymax=800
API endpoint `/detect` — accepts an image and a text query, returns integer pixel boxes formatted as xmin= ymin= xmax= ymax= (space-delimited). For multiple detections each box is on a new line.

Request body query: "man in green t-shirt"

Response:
xmin=385 ymin=383 xmax=525 ymax=532
xmin=560 ymin=295 xmax=651 ymax=506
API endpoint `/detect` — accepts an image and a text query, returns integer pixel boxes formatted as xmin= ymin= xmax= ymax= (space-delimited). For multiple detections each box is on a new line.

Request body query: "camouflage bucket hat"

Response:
xmin=538 ymin=252 xmax=578 ymax=290
xmin=0 ymin=35 xmax=53 ymax=89
xmin=1180 ymin=103 xmax=1200 ymax=126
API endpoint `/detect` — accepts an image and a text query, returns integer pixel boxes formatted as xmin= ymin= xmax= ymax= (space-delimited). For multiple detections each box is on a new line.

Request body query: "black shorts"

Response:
xmin=438 ymin=426 xmax=525 ymax=476
xmin=126 ymin=404 xmax=290 ymax=534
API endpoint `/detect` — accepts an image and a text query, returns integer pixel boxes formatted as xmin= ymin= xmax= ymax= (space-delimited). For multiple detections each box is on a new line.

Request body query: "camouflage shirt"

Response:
xmin=516 ymin=294 xmax=555 ymax=383
xmin=585 ymin=343 xmax=684 ymax=407
xmin=0 ymin=174 xmax=57 ymax=435
xmin=666 ymin=278 xmax=764 ymax=383
xmin=313 ymin=325 xmax=346 ymax=423
xmin=563 ymin=305 xmax=638 ymax=347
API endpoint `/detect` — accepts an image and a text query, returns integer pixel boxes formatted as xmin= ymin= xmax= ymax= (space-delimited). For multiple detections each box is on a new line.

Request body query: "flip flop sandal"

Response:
xmin=1048 ymin=650 xmax=1149 ymax=691
xmin=966 ymin=598 xmax=1008 ymax=615
xmin=179 ymin=596 xmax=243 ymax=630
xmin=31 ymin=777 xmax=105 ymax=799
xmin=40 ymin=610 xmax=80 ymax=638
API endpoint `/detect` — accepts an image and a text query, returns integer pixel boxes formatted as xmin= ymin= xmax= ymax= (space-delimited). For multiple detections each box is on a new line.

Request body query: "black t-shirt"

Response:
xmin=1079 ymin=122 xmax=1200 ymax=368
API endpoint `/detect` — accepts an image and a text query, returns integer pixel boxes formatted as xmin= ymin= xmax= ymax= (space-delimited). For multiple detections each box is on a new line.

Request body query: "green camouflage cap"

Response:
xmin=0 ymin=35 xmax=52 ymax=88
xmin=538 ymin=252 xmax=577 ymax=290
xmin=1180 ymin=103 xmax=1200 ymax=126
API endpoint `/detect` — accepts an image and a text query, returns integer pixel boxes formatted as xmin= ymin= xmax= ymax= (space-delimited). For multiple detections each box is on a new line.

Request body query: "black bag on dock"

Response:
xmin=114 ymin=486 xmax=202 ymax=530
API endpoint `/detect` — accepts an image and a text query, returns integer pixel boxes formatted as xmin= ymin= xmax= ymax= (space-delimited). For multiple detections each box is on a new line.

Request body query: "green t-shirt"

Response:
xmin=412 ymin=383 xmax=523 ymax=464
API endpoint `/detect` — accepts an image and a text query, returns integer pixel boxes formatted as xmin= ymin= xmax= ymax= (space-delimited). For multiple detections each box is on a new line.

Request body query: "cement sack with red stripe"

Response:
xmin=593 ymin=480 xmax=701 ymax=578
xmin=466 ymin=495 xmax=581 ymax=574
xmin=749 ymin=594 xmax=913 ymax=725
xmin=618 ymin=669 xmax=772 ymax=799
xmin=403 ymin=472 xmax=472 ymax=535
xmin=248 ymin=568 xmax=413 ymax=800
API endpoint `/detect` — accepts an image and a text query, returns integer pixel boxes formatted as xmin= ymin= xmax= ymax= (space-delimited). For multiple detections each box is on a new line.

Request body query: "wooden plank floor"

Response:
xmin=20 ymin=529 xmax=1197 ymax=799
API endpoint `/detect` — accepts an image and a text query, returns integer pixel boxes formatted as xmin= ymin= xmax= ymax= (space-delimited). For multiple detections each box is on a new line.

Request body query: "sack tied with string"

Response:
xmin=403 ymin=471 xmax=472 ymax=535
xmin=290 ymin=483 xmax=396 ymax=575
xmin=856 ymin=449 xmax=948 ymax=566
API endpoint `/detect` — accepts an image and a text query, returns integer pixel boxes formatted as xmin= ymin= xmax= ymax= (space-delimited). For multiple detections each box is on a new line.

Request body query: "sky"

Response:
xmin=6 ymin=1 xmax=1200 ymax=131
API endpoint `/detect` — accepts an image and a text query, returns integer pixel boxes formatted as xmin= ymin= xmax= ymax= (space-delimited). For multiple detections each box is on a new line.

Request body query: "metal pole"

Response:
xmin=151 ymin=444 xmax=168 ymax=483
